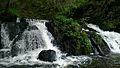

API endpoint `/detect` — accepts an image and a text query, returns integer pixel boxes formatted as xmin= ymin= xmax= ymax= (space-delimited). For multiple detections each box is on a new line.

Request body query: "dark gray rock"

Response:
xmin=0 ymin=49 xmax=11 ymax=58
xmin=11 ymin=45 xmax=19 ymax=57
xmin=37 ymin=50 xmax=56 ymax=62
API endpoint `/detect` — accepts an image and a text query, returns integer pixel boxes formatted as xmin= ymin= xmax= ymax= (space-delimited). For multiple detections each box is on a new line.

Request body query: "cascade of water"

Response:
xmin=87 ymin=24 xmax=120 ymax=53
xmin=1 ymin=24 xmax=11 ymax=49
xmin=25 ymin=19 xmax=63 ymax=60
xmin=0 ymin=19 xmax=92 ymax=68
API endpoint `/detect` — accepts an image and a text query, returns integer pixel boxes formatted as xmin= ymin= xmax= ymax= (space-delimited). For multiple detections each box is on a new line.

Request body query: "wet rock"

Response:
xmin=28 ymin=26 xmax=38 ymax=30
xmin=37 ymin=50 xmax=56 ymax=62
xmin=87 ymin=32 xmax=110 ymax=56
xmin=0 ymin=49 xmax=11 ymax=58
xmin=11 ymin=45 xmax=19 ymax=57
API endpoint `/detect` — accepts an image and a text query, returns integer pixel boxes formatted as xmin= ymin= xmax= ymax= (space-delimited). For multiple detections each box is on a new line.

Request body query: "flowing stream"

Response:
xmin=0 ymin=19 xmax=92 ymax=68
xmin=87 ymin=24 xmax=120 ymax=54
xmin=1 ymin=20 xmax=120 ymax=68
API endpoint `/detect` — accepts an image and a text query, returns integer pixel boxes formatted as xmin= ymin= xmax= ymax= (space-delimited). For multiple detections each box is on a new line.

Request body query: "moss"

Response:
xmin=79 ymin=31 xmax=92 ymax=55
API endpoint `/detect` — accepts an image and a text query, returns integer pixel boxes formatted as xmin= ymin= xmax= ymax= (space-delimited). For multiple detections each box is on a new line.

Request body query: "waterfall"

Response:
xmin=0 ymin=19 xmax=92 ymax=68
xmin=87 ymin=24 xmax=120 ymax=54
xmin=1 ymin=24 xmax=11 ymax=49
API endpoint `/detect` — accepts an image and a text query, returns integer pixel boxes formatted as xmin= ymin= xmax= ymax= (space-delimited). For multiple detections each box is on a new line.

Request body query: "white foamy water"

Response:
xmin=87 ymin=24 xmax=120 ymax=54
xmin=0 ymin=19 xmax=92 ymax=68
xmin=1 ymin=24 xmax=11 ymax=49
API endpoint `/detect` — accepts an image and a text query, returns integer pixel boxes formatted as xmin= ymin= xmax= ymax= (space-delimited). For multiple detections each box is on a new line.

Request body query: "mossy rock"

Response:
xmin=88 ymin=32 xmax=110 ymax=55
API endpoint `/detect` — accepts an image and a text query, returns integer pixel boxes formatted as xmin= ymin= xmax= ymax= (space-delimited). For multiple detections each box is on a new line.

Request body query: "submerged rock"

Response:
xmin=37 ymin=50 xmax=56 ymax=62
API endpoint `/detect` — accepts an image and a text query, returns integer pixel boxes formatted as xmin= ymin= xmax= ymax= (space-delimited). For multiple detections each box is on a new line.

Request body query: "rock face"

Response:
xmin=87 ymin=32 xmax=110 ymax=56
xmin=37 ymin=50 xmax=56 ymax=62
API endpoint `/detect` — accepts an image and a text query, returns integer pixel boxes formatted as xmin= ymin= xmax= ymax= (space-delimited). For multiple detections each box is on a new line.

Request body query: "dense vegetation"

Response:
xmin=0 ymin=0 xmax=120 ymax=55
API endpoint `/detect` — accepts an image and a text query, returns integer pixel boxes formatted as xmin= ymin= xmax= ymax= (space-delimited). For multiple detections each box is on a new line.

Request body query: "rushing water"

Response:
xmin=1 ymin=20 xmax=120 ymax=68
xmin=0 ymin=19 xmax=92 ymax=68
xmin=87 ymin=24 xmax=120 ymax=54
xmin=1 ymin=24 xmax=11 ymax=49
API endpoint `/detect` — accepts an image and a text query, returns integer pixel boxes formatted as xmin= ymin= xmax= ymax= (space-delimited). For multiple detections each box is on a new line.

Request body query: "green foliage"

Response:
xmin=102 ymin=20 xmax=117 ymax=30
xmin=80 ymin=31 xmax=91 ymax=54
xmin=52 ymin=0 xmax=92 ymax=55
xmin=92 ymin=19 xmax=120 ymax=32
xmin=91 ymin=32 xmax=103 ymax=46
xmin=95 ymin=35 xmax=103 ymax=45
xmin=54 ymin=13 xmax=91 ymax=55
xmin=54 ymin=15 xmax=82 ymax=39
xmin=8 ymin=8 xmax=19 ymax=16
xmin=79 ymin=0 xmax=120 ymax=32
xmin=0 ymin=0 xmax=56 ymax=19
xmin=80 ymin=31 xmax=91 ymax=48
xmin=0 ymin=8 xmax=4 ymax=14
xmin=1 ymin=0 xmax=119 ymax=55
xmin=57 ymin=0 xmax=88 ymax=14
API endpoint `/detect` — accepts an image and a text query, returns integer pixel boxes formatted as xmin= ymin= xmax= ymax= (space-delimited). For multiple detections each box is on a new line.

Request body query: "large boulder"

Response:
xmin=37 ymin=50 xmax=56 ymax=62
